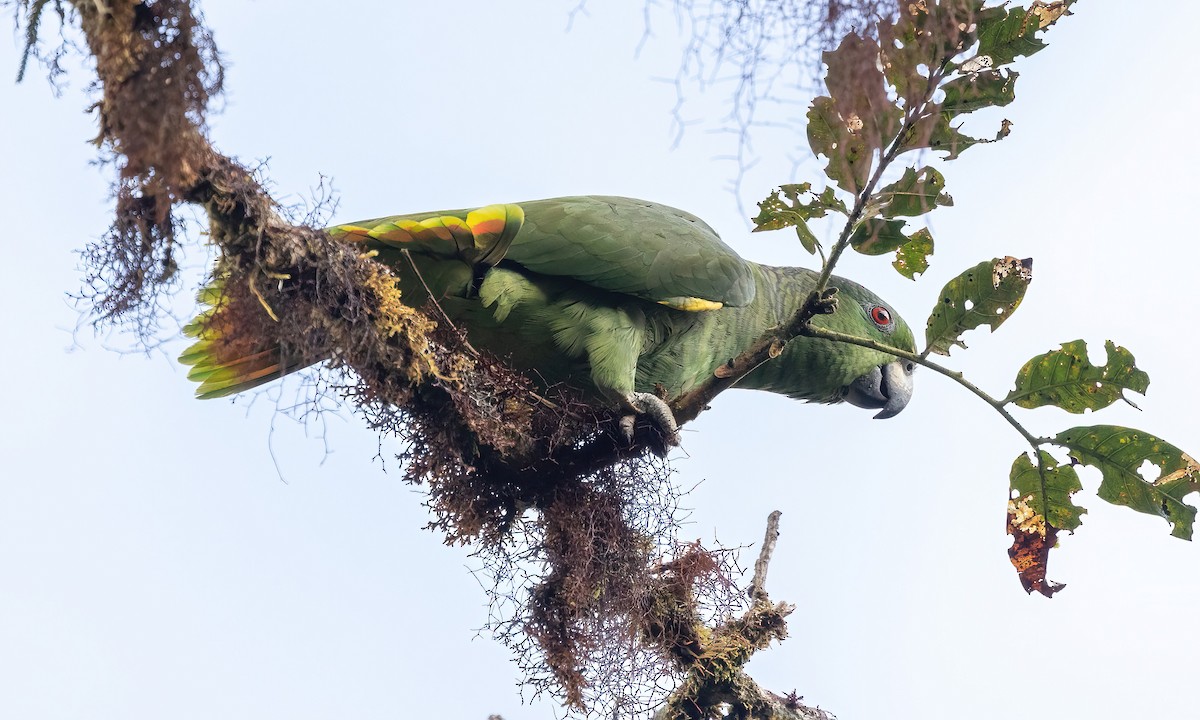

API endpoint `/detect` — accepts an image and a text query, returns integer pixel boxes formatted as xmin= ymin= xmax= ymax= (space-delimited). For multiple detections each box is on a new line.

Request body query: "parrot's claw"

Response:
xmin=808 ymin=287 xmax=839 ymax=315
xmin=620 ymin=391 xmax=680 ymax=452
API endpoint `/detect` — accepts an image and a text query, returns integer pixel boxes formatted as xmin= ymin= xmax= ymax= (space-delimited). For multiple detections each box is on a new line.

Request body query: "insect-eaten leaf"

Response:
xmin=941 ymin=69 xmax=1019 ymax=115
xmin=1007 ymin=504 xmax=1064 ymax=597
xmin=876 ymin=167 xmax=954 ymax=218
xmin=807 ymin=97 xmax=874 ymax=195
xmin=809 ymin=33 xmax=904 ymax=194
xmin=881 ymin=0 xmax=990 ymax=108
xmin=1008 ymin=452 xmax=1084 ymax=596
xmin=1011 ymin=450 xmax=1086 ymax=533
xmin=1006 ymin=339 xmax=1150 ymax=413
xmin=753 ymin=184 xmax=847 ymax=255
xmin=892 ymin=228 xmax=934 ymax=280
xmin=972 ymin=1 xmax=1073 ymax=68
xmin=924 ymin=256 xmax=1032 ymax=356
xmin=900 ymin=111 xmax=1012 ymax=159
xmin=1055 ymin=426 xmax=1200 ymax=540
xmin=1032 ymin=0 xmax=1073 ymax=28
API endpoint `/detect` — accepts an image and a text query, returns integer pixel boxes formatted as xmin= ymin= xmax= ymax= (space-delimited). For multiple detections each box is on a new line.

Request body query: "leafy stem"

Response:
xmin=811 ymin=57 xmax=952 ymax=299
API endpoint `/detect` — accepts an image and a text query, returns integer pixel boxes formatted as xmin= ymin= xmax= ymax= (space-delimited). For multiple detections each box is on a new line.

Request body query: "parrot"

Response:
xmin=180 ymin=196 xmax=916 ymax=444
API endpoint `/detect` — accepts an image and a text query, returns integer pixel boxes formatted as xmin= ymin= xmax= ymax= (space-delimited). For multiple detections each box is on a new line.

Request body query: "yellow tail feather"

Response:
xmin=179 ymin=278 xmax=297 ymax=399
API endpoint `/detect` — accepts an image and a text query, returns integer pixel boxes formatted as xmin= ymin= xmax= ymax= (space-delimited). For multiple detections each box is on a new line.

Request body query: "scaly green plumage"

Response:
xmin=182 ymin=196 xmax=916 ymax=427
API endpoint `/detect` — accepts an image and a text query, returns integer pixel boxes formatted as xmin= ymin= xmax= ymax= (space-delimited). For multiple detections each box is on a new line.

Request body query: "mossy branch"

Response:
xmin=651 ymin=513 xmax=833 ymax=720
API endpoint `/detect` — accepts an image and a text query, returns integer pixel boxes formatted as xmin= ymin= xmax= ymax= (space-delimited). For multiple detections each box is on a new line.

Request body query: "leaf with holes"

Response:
xmin=893 ymin=228 xmax=934 ymax=280
xmin=1007 ymin=451 xmax=1084 ymax=596
xmin=807 ymin=96 xmax=874 ymax=195
xmin=899 ymin=111 xmax=1012 ymax=159
xmin=881 ymin=0 xmax=982 ymax=107
xmin=822 ymin=33 xmax=904 ymax=155
xmin=876 ymin=167 xmax=954 ymax=218
xmin=924 ymin=256 xmax=1033 ymax=356
xmin=941 ymin=69 xmax=1019 ymax=114
xmin=1055 ymin=426 xmax=1200 ymax=540
xmin=809 ymin=33 xmax=904 ymax=194
xmin=1006 ymin=339 xmax=1150 ymax=412
xmin=971 ymin=2 xmax=1072 ymax=68
xmin=752 ymin=184 xmax=847 ymax=255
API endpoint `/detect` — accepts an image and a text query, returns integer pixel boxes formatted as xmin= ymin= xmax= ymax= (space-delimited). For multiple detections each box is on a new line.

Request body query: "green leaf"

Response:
xmin=1010 ymin=451 xmax=1085 ymax=533
xmin=880 ymin=0 xmax=987 ymax=108
xmin=923 ymin=256 xmax=1032 ymax=356
xmin=892 ymin=228 xmax=934 ymax=280
xmin=752 ymin=184 xmax=847 ymax=255
xmin=1055 ymin=426 xmax=1199 ymax=540
xmin=876 ymin=167 xmax=953 ymax=218
xmin=810 ymin=33 xmax=905 ymax=194
xmin=973 ymin=3 xmax=1060 ymax=68
xmin=1007 ymin=451 xmax=1084 ymax=597
xmin=940 ymin=69 xmax=1019 ymax=114
xmin=850 ymin=218 xmax=908 ymax=256
xmin=878 ymin=10 xmax=932 ymax=110
xmin=1006 ymin=339 xmax=1150 ymax=413
xmin=899 ymin=111 xmax=1011 ymax=159
xmin=807 ymin=96 xmax=873 ymax=195
xmin=823 ymin=33 xmax=904 ymax=149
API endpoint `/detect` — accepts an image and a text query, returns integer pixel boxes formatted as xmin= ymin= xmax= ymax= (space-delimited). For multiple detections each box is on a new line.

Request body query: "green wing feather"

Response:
xmin=341 ymin=196 xmax=756 ymax=308
xmin=505 ymin=196 xmax=755 ymax=307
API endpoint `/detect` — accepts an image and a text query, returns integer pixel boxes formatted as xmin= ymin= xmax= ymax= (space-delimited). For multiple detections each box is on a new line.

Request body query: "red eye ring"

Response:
xmin=870 ymin=305 xmax=892 ymax=326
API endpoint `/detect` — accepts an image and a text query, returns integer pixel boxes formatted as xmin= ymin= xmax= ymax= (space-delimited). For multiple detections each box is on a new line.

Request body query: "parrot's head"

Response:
xmin=824 ymin=277 xmax=916 ymax=418
xmin=800 ymin=275 xmax=917 ymax=419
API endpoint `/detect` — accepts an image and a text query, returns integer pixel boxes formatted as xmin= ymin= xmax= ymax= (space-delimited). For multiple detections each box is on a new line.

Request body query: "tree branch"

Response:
xmin=750 ymin=510 xmax=782 ymax=601
xmin=653 ymin=513 xmax=833 ymax=720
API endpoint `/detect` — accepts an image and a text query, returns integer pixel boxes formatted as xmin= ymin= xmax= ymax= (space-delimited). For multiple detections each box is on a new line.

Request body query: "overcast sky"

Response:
xmin=2 ymin=2 xmax=1198 ymax=719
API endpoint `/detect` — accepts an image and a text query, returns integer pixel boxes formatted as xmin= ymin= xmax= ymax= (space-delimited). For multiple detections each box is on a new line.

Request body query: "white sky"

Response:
xmin=2 ymin=2 xmax=1198 ymax=719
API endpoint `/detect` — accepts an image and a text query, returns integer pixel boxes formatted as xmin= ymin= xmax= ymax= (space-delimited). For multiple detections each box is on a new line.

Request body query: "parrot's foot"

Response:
xmin=806 ymin=287 xmax=839 ymax=315
xmin=620 ymin=392 xmax=680 ymax=453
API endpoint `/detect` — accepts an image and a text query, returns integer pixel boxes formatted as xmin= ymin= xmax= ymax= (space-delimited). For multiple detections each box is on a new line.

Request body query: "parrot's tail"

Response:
xmin=178 ymin=278 xmax=307 ymax=399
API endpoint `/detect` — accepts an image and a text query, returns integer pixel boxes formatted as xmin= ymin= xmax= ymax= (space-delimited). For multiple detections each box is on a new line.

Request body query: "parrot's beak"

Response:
xmin=842 ymin=359 xmax=914 ymax=419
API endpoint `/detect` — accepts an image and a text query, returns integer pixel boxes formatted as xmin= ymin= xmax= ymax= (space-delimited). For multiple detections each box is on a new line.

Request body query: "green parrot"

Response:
xmin=181 ymin=196 xmax=915 ymax=443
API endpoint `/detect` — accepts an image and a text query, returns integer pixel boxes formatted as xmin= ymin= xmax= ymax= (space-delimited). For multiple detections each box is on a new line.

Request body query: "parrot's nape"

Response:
xmin=181 ymin=195 xmax=916 ymax=445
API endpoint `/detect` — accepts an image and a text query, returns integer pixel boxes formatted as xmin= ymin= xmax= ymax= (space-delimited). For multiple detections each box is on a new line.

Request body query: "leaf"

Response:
xmin=892 ymin=228 xmax=934 ymax=280
xmin=1007 ymin=451 xmax=1084 ymax=597
xmin=1006 ymin=339 xmax=1150 ymax=413
xmin=876 ymin=167 xmax=953 ymax=218
xmin=971 ymin=2 xmax=1074 ymax=69
xmin=880 ymin=0 xmax=986 ymax=108
xmin=810 ymin=33 xmax=905 ymax=194
xmin=752 ymin=184 xmax=847 ymax=255
xmin=1011 ymin=451 xmax=1086 ymax=533
xmin=973 ymin=5 xmax=1046 ymax=67
xmin=824 ymin=33 xmax=904 ymax=151
xmin=899 ymin=111 xmax=1011 ymax=159
xmin=850 ymin=218 xmax=908 ymax=256
xmin=940 ymin=69 xmax=1019 ymax=114
xmin=1055 ymin=426 xmax=1200 ymax=540
xmin=1031 ymin=1 xmax=1073 ymax=29
xmin=807 ymin=96 xmax=874 ymax=195
xmin=923 ymin=256 xmax=1033 ymax=356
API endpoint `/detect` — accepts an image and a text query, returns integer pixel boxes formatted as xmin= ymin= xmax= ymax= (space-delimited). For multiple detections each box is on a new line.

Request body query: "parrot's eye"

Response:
xmin=868 ymin=305 xmax=893 ymax=329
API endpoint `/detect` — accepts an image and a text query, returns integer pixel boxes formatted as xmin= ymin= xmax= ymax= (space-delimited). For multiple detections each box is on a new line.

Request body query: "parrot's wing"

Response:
xmin=337 ymin=196 xmax=757 ymax=309
xmin=505 ymin=196 xmax=756 ymax=309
